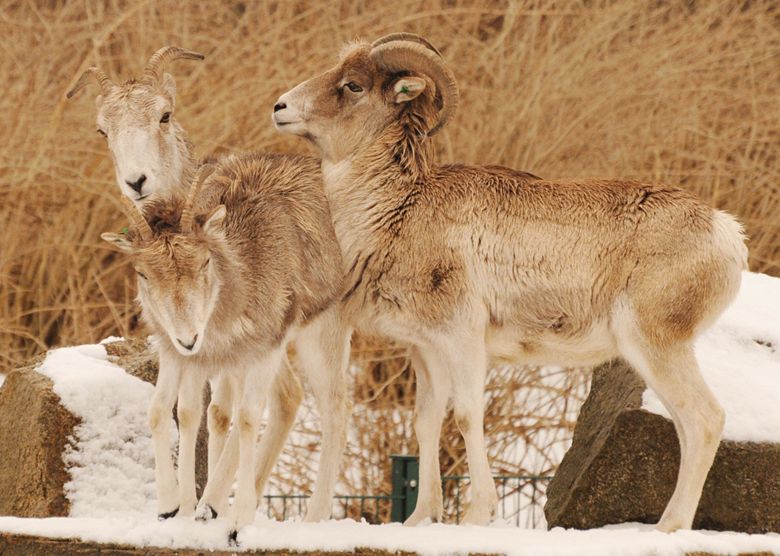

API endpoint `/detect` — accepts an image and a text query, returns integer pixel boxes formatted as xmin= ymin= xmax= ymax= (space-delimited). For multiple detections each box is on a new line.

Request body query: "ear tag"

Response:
xmin=120 ymin=226 xmax=129 ymax=235
xmin=400 ymin=85 xmax=410 ymax=94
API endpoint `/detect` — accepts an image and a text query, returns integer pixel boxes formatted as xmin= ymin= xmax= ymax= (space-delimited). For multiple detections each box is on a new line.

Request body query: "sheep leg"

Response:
xmin=174 ymin=370 xmax=205 ymax=517
xmin=196 ymin=363 xmax=302 ymax=521
xmin=149 ymin=352 xmax=182 ymax=518
xmin=448 ymin=337 xmax=497 ymax=525
xmin=617 ymin=325 xmax=723 ymax=532
xmin=404 ymin=346 xmax=450 ymax=526
xmin=294 ymin=309 xmax=352 ymax=522
xmin=207 ymin=374 xmax=233 ymax=481
xmin=229 ymin=347 xmax=284 ymax=541
xmin=253 ymin=362 xmax=304 ymax=506
xmin=195 ymin=413 xmax=238 ymax=520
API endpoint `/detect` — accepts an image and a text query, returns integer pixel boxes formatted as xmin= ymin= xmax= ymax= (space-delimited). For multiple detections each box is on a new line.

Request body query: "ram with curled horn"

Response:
xmin=273 ymin=32 xmax=748 ymax=532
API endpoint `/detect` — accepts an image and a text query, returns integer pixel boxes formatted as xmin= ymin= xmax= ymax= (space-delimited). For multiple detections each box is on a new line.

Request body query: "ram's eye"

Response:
xmin=136 ymin=270 xmax=147 ymax=280
xmin=97 ymin=129 xmax=107 ymax=138
xmin=160 ymin=112 xmax=171 ymax=124
xmin=345 ymin=82 xmax=363 ymax=93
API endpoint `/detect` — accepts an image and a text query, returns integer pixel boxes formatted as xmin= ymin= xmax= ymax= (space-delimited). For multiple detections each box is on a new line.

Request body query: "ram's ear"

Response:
xmin=393 ymin=76 xmax=427 ymax=103
xmin=203 ymin=205 xmax=226 ymax=235
xmin=101 ymin=232 xmax=134 ymax=253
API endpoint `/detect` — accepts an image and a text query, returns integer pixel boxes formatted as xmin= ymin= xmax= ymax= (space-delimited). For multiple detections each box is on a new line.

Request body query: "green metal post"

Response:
xmin=390 ymin=454 xmax=419 ymax=522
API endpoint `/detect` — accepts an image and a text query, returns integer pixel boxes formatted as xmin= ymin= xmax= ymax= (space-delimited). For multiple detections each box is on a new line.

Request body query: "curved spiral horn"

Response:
xmin=143 ymin=46 xmax=205 ymax=85
xmin=118 ymin=195 xmax=153 ymax=243
xmin=66 ymin=67 xmax=115 ymax=99
xmin=370 ymin=39 xmax=458 ymax=136
xmin=371 ymin=33 xmax=442 ymax=57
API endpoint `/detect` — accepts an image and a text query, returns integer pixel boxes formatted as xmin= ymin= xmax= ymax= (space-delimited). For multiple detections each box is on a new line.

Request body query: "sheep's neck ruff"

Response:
xmin=321 ymin=114 xmax=435 ymax=265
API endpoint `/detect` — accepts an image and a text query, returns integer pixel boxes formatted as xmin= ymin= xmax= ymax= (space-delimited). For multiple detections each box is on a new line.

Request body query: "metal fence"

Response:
xmin=262 ymin=455 xmax=552 ymax=527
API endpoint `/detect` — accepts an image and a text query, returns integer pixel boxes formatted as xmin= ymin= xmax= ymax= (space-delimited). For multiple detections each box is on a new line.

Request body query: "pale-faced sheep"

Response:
xmin=67 ymin=46 xmax=203 ymax=202
xmin=272 ymin=33 xmax=748 ymax=532
xmin=101 ymin=152 xmax=349 ymax=536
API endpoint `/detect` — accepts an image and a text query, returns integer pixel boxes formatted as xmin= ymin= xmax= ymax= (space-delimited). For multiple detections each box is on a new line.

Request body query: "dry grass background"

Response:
xmin=1 ymin=0 xmax=779 ymax=518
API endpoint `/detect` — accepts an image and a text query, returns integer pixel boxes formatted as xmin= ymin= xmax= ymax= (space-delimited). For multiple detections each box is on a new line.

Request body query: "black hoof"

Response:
xmin=196 ymin=504 xmax=218 ymax=522
xmin=228 ymin=529 xmax=239 ymax=547
xmin=158 ymin=507 xmax=179 ymax=520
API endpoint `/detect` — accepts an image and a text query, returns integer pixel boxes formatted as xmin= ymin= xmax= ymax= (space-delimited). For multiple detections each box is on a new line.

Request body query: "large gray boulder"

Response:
xmin=545 ymin=359 xmax=780 ymax=533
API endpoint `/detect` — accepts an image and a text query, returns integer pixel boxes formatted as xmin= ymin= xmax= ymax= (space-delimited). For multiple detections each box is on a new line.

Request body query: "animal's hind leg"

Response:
xmin=254 ymin=362 xmax=304 ymax=506
xmin=294 ymin=308 xmax=352 ymax=522
xmin=617 ymin=328 xmax=724 ymax=532
xmin=448 ymin=337 xmax=497 ymax=525
xmin=207 ymin=375 xmax=233 ymax=481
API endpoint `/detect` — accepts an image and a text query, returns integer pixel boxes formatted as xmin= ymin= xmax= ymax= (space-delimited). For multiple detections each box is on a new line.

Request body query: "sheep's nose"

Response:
xmin=126 ymin=174 xmax=147 ymax=194
xmin=273 ymin=102 xmax=286 ymax=112
xmin=177 ymin=334 xmax=198 ymax=351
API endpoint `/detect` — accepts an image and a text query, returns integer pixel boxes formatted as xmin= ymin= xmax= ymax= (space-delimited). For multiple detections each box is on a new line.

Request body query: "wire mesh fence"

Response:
xmin=262 ymin=465 xmax=551 ymax=528
xmin=263 ymin=494 xmax=399 ymax=524
xmin=441 ymin=475 xmax=551 ymax=528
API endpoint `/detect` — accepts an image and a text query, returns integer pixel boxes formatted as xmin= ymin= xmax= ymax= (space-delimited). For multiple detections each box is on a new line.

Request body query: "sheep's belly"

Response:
xmin=486 ymin=320 xmax=618 ymax=368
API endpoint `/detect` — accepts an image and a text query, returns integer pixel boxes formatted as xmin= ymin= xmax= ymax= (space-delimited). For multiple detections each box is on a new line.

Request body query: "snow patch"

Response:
xmin=99 ymin=336 xmax=125 ymax=345
xmin=36 ymin=344 xmax=174 ymax=518
xmin=643 ymin=271 xmax=780 ymax=442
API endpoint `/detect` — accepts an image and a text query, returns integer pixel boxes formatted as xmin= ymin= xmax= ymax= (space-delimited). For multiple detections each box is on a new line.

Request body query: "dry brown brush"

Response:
xmin=1 ymin=0 xmax=778 ymax=517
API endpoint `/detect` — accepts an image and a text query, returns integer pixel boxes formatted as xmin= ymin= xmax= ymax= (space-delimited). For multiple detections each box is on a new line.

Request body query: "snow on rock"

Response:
xmin=0 ymin=516 xmax=780 ymax=555
xmin=35 ymin=344 xmax=174 ymax=518
xmin=643 ymin=271 xmax=780 ymax=442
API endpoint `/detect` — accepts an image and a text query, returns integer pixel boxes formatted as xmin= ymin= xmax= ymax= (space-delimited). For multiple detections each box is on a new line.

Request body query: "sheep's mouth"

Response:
xmin=135 ymin=194 xmax=149 ymax=201
xmin=273 ymin=119 xmax=307 ymax=136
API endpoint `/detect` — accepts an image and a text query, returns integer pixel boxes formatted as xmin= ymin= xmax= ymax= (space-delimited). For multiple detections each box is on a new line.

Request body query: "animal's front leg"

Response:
xmin=229 ymin=347 xmax=284 ymax=543
xmin=404 ymin=346 xmax=450 ymax=526
xmin=175 ymin=370 xmax=205 ymax=517
xmin=149 ymin=351 xmax=182 ymax=518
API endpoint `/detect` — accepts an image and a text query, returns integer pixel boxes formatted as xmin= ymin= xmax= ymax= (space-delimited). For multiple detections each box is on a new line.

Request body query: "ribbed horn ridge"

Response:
xmin=66 ymin=66 xmax=115 ymax=99
xmin=118 ymin=195 xmax=153 ymax=242
xmin=370 ymin=39 xmax=458 ymax=136
xmin=180 ymin=164 xmax=215 ymax=232
xmin=371 ymin=32 xmax=442 ymax=57
xmin=143 ymin=46 xmax=205 ymax=85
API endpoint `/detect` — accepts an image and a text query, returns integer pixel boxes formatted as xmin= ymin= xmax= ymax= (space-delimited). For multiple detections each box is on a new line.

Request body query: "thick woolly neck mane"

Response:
xmin=362 ymin=84 xmax=440 ymax=183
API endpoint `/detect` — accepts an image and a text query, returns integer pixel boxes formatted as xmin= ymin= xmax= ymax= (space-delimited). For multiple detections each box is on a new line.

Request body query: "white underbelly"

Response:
xmin=485 ymin=321 xmax=619 ymax=367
